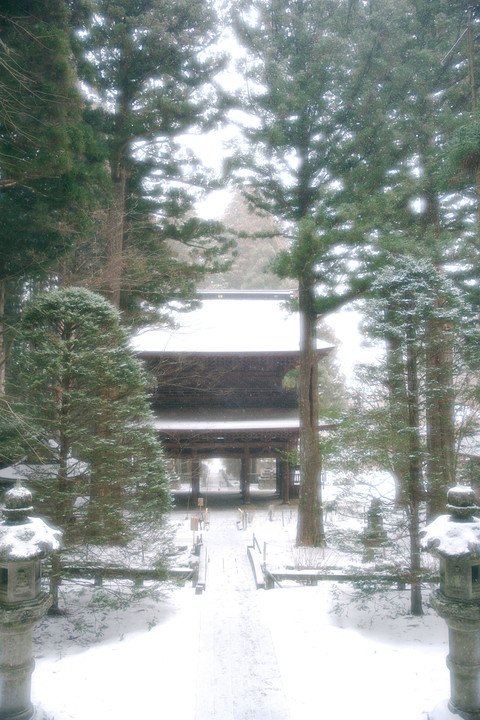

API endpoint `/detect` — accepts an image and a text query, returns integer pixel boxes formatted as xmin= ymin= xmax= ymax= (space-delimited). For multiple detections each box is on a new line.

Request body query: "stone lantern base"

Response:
xmin=429 ymin=590 xmax=480 ymax=720
xmin=0 ymin=593 xmax=53 ymax=720
xmin=429 ymin=699 xmax=480 ymax=719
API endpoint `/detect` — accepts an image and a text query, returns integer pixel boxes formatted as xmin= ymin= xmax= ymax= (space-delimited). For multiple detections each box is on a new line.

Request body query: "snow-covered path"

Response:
xmin=195 ymin=510 xmax=289 ymax=720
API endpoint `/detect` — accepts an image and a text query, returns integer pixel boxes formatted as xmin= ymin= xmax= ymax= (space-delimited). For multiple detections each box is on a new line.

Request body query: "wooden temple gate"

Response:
xmin=132 ymin=291 xmax=331 ymax=504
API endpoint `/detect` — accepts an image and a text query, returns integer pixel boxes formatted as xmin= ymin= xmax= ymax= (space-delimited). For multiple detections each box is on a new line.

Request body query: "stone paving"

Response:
xmin=193 ymin=508 xmax=290 ymax=720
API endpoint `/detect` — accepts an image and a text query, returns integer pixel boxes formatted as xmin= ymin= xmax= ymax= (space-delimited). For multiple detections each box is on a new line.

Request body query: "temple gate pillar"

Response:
xmin=241 ymin=447 xmax=251 ymax=503
xmin=191 ymin=451 xmax=200 ymax=505
xmin=275 ymin=458 xmax=282 ymax=496
xmin=279 ymin=458 xmax=290 ymax=503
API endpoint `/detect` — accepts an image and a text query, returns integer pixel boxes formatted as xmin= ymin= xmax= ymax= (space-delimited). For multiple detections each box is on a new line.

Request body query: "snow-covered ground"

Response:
xmin=30 ymin=489 xmax=450 ymax=720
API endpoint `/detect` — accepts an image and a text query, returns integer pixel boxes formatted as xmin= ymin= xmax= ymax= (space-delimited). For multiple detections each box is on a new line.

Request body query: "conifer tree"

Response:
xmin=0 ymin=0 xmax=109 ymax=390
xmin=351 ymin=0 xmax=476 ymax=514
xmin=8 ymin=287 xmax=171 ymax=608
xmin=73 ymin=0 xmax=233 ymax=321
xmin=368 ymin=260 xmax=463 ymax=613
xmin=338 ymin=257 xmax=478 ymax=613
xmin=232 ymin=0 xmax=392 ymax=546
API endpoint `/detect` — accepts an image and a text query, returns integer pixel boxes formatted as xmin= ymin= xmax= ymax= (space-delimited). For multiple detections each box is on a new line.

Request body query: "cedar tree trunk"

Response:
xmin=296 ymin=277 xmax=325 ymax=547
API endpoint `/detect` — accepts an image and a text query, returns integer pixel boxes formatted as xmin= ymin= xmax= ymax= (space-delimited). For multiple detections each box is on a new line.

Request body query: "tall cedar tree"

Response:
xmin=0 ymin=0 xmax=109 ymax=392
xmin=233 ymin=0 xmax=393 ymax=546
xmin=331 ymin=258 xmax=474 ymax=615
xmin=8 ymin=287 xmax=171 ymax=608
xmin=367 ymin=260 xmax=464 ymax=614
xmin=351 ymin=0 xmax=479 ymax=515
xmin=73 ymin=0 xmax=234 ymax=322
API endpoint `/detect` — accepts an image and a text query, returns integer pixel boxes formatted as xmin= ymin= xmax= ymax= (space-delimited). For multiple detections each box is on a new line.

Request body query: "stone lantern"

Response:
xmin=0 ymin=481 xmax=62 ymax=720
xmin=421 ymin=484 xmax=480 ymax=720
xmin=361 ymin=498 xmax=388 ymax=561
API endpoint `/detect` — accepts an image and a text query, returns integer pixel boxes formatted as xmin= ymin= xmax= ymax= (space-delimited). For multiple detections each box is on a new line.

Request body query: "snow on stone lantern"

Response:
xmin=0 ymin=481 xmax=62 ymax=720
xmin=421 ymin=484 xmax=480 ymax=720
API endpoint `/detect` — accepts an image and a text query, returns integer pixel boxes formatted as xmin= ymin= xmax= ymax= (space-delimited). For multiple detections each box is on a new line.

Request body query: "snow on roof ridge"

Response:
xmin=131 ymin=293 xmax=332 ymax=354
xmin=197 ymin=289 xmax=295 ymax=299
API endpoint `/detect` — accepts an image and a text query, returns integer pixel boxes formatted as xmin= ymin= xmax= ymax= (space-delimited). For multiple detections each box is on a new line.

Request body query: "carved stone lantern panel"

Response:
xmin=0 ymin=560 xmax=42 ymax=605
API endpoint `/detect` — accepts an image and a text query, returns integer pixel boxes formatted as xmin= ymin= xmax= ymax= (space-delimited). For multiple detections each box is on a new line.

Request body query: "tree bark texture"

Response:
xmin=385 ymin=304 xmax=423 ymax=614
xmin=296 ymin=278 xmax=325 ymax=547
xmin=0 ymin=280 xmax=5 ymax=395
xmin=103 ymin=78 xmax=130 ymax=309
xmin=405 ymin=325 xmax=423 ymax=616
xmin=425 ymin=314 xmax=455 ymax=518
xmin=103 ymin=169 xmax=126 ymax=309
xmin=385 ymin=318 xmax=409 ymax=504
